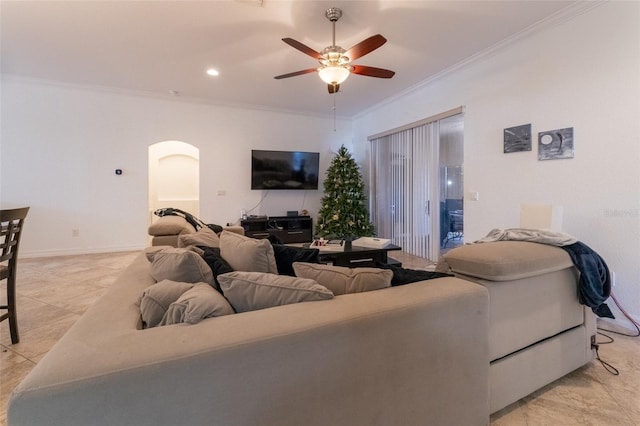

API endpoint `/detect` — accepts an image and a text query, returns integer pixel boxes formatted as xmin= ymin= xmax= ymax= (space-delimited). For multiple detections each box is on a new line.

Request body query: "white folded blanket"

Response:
xmin=475 ymin=228 xmax=577 ymax=247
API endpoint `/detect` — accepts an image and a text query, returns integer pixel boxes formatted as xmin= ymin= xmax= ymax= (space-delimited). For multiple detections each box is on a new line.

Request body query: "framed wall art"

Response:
xmin=503 ymin=124 xmax=532 ymax=153
xmin=538 ymin=127 xmax=574 ymax=160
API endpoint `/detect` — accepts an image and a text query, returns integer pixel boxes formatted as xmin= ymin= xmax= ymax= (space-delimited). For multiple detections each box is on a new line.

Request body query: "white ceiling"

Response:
xmin=1 ymin=0 xmax=579 ymax=118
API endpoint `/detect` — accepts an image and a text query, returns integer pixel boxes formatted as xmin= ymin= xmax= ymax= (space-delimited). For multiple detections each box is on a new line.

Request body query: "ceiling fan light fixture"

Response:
xmin=318 ymin=65 xmax=350 ymax=85
xmin=274 ymin=7 xmax=394 ymax=89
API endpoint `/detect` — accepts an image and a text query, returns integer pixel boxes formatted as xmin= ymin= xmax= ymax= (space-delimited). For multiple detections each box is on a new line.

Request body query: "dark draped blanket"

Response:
xmin=560 ymin=241 xmax=614 ymax=319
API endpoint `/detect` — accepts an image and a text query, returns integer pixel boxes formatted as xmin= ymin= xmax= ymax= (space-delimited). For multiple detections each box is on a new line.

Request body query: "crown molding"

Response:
xmin=354 ymin=1 xmax=606 ymax=120
xmin=1 ymin=74 xmax=351 ymax=122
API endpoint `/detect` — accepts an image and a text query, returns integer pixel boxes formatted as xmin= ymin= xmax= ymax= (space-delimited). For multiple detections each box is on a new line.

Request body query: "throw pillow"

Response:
xmin=138 ymin=280 xmax=194 ymax=328
xmin=178 ymin=226 xmax=220 ymax=248
xmin=199 ymin=246 xmax=234 ymax=293
xmin=219 ymin=231 xmax=278 ymax=273
xmin=292 ymin=262 xmax=393 ymax=296
xmin=218 ymin=271 xmax=333 ymax=313
xmin=148 ymin=247 xmax=215 ymax=286
xmin=144 ymin=245 xmax=169 ymax=261
xmin=271 ymin=244 xmax=320 ymax=276
xmin=160 ymin=283 xmax=235 ymax=326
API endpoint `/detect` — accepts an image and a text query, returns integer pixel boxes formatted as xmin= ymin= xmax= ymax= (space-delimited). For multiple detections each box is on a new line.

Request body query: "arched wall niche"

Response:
xmin=148 ymin=140 xmax=200 ymax=224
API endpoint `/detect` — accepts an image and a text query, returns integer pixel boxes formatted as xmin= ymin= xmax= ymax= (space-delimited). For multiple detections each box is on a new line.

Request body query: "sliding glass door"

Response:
xmin=439 ymin=115 xmax=465 ymax=253
xmin=369 ymin=110 xmax=463 ymax=260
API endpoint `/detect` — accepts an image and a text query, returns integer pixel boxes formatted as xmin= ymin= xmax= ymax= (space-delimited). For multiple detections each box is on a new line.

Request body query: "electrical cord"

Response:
xmin=591 ymin=291 xmax=639 ymax=375
xmin=591 ymin=339 xmax=620 ymax=376
xmin=596 ymin=331 xmax=614 ymax=344
xmin=229 ymin=191 xmax=271 ymax=226
xmin=246 ymin=190 xmax=270 ymax=215
xmin=597 ymin=292 xmax=640 ymax=337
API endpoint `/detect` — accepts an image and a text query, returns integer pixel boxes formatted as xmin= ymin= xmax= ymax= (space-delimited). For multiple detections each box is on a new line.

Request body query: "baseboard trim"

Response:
xmin=21 ymin=244 xmax=146 ymax=259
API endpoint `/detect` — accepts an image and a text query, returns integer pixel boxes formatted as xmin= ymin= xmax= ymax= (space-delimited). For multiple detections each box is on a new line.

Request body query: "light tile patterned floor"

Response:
xmin=1 ymin=250 xmax=638 ymax=425
xmin=0 ymin=251 xmax=139 ymax=425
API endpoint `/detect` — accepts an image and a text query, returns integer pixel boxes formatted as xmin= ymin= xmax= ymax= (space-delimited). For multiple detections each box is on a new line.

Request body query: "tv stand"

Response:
xmin=241 ymin=216 xmax=312 ymax=244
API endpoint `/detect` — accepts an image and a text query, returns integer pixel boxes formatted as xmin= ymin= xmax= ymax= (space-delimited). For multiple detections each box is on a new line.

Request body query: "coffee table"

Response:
xmin=314 ymin=243 xmax=402 ymax=268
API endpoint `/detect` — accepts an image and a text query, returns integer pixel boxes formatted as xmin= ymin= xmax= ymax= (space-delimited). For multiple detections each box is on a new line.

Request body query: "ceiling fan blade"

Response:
xmin=351 ymin=65 xmax=395 ymax=79
xmin=282 ymin=38 xmax=322 ymax=60
xmin=345 ymin=34 xmax=387 ymax=61
xmin=274 ymin=68 xmax=317 ymax=79
xmin=328 ymin=84 xmax=340 ymax=94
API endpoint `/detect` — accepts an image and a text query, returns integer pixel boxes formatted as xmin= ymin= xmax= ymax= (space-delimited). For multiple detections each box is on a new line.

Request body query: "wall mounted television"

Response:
xmin=251 ymin=150 xmax=320 ymax=190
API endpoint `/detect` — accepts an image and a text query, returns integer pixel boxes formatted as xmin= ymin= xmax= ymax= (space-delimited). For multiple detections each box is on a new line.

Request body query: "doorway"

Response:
xmin=369 ymin=108 xmax=464 ymax=261
xmin=148 ymin=141 xmax=200 ymax=225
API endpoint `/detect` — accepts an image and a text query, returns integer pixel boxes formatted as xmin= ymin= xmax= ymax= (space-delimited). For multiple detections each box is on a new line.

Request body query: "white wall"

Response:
xmin=353 ymin=2 xmax=640 ymax=317
xmin=0 ymin=79 xmax=351 ymax=256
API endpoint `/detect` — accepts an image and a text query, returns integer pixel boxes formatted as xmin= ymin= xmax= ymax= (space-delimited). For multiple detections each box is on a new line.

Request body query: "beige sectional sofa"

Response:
xmin=8 ymin=227 xmax=595 ymax=425
xmin=437 ymin=240 xmax=596 ymax=413
xmin=7 ymin=246 xmax=490 ymax=425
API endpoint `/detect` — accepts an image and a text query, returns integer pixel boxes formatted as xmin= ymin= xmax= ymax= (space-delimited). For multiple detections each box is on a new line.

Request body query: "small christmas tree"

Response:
xmin=317 ymin=145 xmax=375 ymax=238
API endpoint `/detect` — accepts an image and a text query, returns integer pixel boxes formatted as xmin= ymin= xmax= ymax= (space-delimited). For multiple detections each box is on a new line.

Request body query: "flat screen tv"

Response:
xmin=251 ymin=150 xmax=320 ymax=190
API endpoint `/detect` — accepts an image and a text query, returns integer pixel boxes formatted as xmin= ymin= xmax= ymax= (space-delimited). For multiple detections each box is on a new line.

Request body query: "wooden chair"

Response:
xmin=1 ymin=207 xmax=29 ymax=344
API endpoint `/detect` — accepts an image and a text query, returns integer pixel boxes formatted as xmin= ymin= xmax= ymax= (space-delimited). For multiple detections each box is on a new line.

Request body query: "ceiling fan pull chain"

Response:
xmin=333 ymin=94 xmax=336 ymax=132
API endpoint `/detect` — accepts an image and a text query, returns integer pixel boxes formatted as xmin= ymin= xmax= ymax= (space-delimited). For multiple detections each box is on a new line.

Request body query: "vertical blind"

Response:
xmin=370 ymin=122 xmax=439 ymax=259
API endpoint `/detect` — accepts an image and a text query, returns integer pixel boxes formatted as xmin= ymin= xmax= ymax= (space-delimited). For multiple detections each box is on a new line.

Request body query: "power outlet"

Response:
xmin=72 ymin=229 xmax=80 ymax=237
xmin=590 ymin=335 xmax=597 ymax=348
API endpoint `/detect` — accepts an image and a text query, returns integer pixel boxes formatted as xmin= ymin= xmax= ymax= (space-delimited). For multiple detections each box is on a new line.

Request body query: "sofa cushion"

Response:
xmin=144 ymin=245 xmax=170 ymax=258
xmin=221 ymin=225 xmax=245 ymax=235
xmin=218 ymin=271 xmax=333 ymax=313
xmin=219 ymin=231 xmax=278 ymax=274
xmin=148 ymin=247 xmax=215 ymax=286
xmin=271 ymin=244 xmax=320 ymax=276
xmin=148 ymin=215 xmax=196 ymax=236
xmin=160 ymin=283 xmax=235 ymax=325
xmin=441 ymin=241 xmax=574 ymax=281
xmin=178 ymin=226 xmax=220 ymax=248
xmin=137 ymin=280 xmax=194 ymax=328
xmin=150 ymin=235 xmax=183 ymax=247
xmin=292 ymin=263 xmax=392 ymax=296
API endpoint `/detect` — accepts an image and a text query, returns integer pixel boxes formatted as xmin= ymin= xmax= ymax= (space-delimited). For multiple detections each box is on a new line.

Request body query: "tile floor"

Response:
xmin=0 ymin=251 xmax=140 ymax=426
xmin=1 ymin=250 xmax=639 ymax=425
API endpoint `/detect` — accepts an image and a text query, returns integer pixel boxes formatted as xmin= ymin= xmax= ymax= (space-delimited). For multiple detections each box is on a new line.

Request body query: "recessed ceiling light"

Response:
xmin=206 ymin=68 xmax=220 ymax=77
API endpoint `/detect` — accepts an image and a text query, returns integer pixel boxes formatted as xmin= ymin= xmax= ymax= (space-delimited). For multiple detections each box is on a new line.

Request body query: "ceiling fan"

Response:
xmin=274 ymin=7 xmax=395 ymax=94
